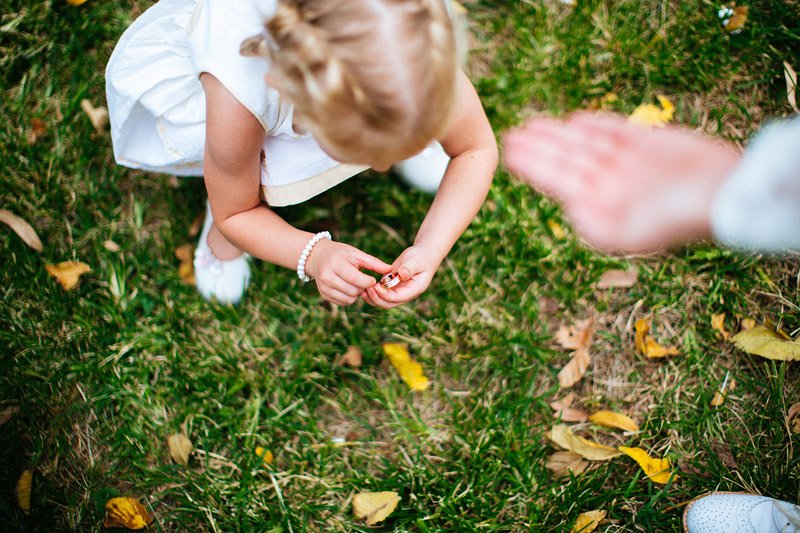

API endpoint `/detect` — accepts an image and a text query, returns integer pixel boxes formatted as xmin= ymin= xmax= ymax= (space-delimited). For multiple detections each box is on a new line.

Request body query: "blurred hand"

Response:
xmin=362 ymin=244 xmax=439 ymax=309
xmin=503 ymin=112 xmax=741 ymax=253
xmin=305 ymin=239 xmax=392 ymax=306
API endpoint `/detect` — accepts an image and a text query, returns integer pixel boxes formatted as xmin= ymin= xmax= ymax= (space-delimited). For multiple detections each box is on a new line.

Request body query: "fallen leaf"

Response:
xmin=628 ymin=95 xmax=674 ymax=127
xmin=80 ymin=99 xmax=108 ymax=131
xmin=547 ymin=219 xmax=566 ymax=239
xmin=571 ymin=510 xmax=606 ymax=533
xmin=255 ymin=446 xmax=274 ymax=464
xmin=548 ymin=424 xmax=622 ymax=461
xmin=45 ymin=261 xmax=91 ymax=290
xmin=0 ymin=406 xmax=18 ymax=426
xmin=732 ymin=326 xmax=800 ymax=361
xmin=188 ymin=211 xmax=205 ymax=237
xmin=721 ymin=5 xmax=749 ymax=34
xmin=68 ymin=0 xmax=89 ymax=5
xmin=28 ymin=118 xmax=47 ymax=144
xmin=546 ymin=451 xmax=589 ymax=477
xmin=550 ymin=393 xmax=589 ymax=423
xmin=619 ymin=446 xmax=675 ymax=484
xmin=710 ymin=371 xmax=736 ymax=407
xmin=588 ymin=92 xmax=618 ymax=111
xmin=382 ymin=343 xmax=429 ymax=391
xmin=785 ymin=61 xmax=799 ymax=114
xmin=174 ymin=244 xmax=193 ymax=263
xmin=634 ymin=318 xmax=680 ymax=358
xmin=589 ymin=411 xmax=639 ymax=432
xmin=352 ymin=491 xmax=400 ymax=525
xmin=557 ymin=319 xmax=595 ymax=388
xmin=0 ymin=209 xmax=43 ymax=252
xmin=538 ymin=296 xmax=561 ymax=314
xmin=787 ymin=403 xmax=800 ymax=434
xmin=167 ymin=433 xmax=193 ymax=466
xmin=740 ymin=318 xmax=756 ymax=331
xmin=711 ymin=313 xmax=730 ymax=340
xmin=16 ymin=470 xmax=32 ymax=514
xmin=634 ymin=318 xmax=649 ymax=355
xmin=103 ymin=240 xmax=121 ymax=252
xmin=175 ymin=244 xmax=195 ymax=286
xmin=104 ymin=497 xmax=153 ymax=530
xmin=555 ymin=318 xmax=594 ymax=350
xmin=596 ymin=269 xmax=638 ymax=289
xmin=339 ymin=346 xmax=363 ymax=368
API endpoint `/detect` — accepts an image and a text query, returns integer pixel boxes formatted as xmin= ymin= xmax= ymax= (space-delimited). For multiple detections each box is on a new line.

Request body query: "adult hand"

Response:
xmin=305 ymin=240 xmax=391 ymax=306
xmin=362 ymin=244 xmax=439 ymax=309
xmin=503 ymin=112 xmax=741 ymax=253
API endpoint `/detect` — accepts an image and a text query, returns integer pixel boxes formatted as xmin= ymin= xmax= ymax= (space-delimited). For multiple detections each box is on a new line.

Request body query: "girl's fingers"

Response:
xmin=352 ymin=250 xmax=392 ymax=274
xmin=324 ymin=287 xmax=359 ymax=306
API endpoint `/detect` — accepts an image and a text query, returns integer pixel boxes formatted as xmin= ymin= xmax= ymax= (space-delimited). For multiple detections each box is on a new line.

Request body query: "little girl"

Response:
xmin=106 ymin=0 xmax=498 ymax=306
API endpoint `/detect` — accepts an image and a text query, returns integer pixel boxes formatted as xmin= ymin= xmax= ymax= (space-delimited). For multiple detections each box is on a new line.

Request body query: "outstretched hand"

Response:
xmin=304 ymin=240 xmax=392 ymax=306
xmin=362 ymin=244 xmax=439 ymax=309
xmin=503 ymin=112 xmax=741 ymax=253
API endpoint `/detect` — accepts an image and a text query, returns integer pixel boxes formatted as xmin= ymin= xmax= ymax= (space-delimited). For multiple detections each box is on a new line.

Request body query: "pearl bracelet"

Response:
xmin=297 ymin=231 xmax=331 ymax=282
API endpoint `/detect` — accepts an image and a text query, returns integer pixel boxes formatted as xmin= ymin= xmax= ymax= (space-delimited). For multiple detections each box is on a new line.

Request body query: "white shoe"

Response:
xmin=683 ymin=492 xmax=800 ymax=533
xmin=193 ymin=203 xmax=251 ymax=305
xmin=392 ymin=141 xmax=450 ymax=194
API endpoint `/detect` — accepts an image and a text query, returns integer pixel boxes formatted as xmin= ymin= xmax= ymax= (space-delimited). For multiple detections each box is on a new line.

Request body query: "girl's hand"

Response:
xmin=305 ymin=240 xmax=392 ymax=306
xmin=362 ymin=245 xmax=439 ymax=309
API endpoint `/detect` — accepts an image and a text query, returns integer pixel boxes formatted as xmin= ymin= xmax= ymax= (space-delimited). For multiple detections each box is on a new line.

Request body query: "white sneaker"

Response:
xmin=683 ymin=492 xmax=800 ymax=533
xmin=392 ymin=141 xmax=450 ymax=194
xmin=193 ymin=202 xmax=251 ymax=305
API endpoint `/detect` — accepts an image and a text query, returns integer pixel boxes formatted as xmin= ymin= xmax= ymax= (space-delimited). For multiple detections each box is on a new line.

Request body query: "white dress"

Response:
xmin=105 ymin=0 xmax=368 ymax=206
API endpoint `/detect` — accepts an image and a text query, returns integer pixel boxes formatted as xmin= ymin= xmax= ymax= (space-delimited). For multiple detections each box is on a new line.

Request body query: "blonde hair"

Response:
xmin=241 ymin=0 xmax=458 ymax=165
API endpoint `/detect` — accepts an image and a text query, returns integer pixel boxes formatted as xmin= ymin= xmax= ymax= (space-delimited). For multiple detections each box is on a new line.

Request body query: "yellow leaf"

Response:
xmin=80 ymin=99 xmax=108 ymax=131
xmin=175 ymin=244 xmax=195 ymax=285
xmin=571 ymin=510 xmax=607 ymax=533
xmin=67 ymin=0 xmax=89 ymax=5
xmin=255 ymin=446 xmax=274 ymax=465
xmin=382 ymin=343 xmax=429 ymax=391
xmin=740 ymin=318 xmax=756 ymax=331
xmin=710 ymin=371 xmax=736 ymax=407
xmin=167 ymin=433 xmax=193 ymax=466
xmin=547 ymin=219 xmax=566 ymax=239
xmin=547 ymin=424 xmax=622 ymax=461
xmin=596 ymin=268 xmax=638 ymax=289
xmin=0 ymin=209 xmax=43 ymax=252
xmin=546 ymin=451 xmax=589 ymax=478
xmin=339 ymin=346 xmax=363 ymax=368
xmin=45 ymin=261 xmax=91 ymax=290
xmin=628 ymin=95 xmax=674 ymax=127
xmin=352 ymin=491 xmax=400 ymax=525
xmin=634 ymin=318 xmax=649 ymax=355
xmin=619 ymin=446 xmax=675 ymax=484
xmin=550 ymin=393 xmax=589 ymax=423
xmin=16 ymin=470 xmax=32 ymax=514
xmin=711 ymin=313 xmax=730 ymax=340
xmin=635 ymin=318 xmax=679 ymax=358
xmin=103 ymin=497 xmax=153 ymax=530
xmin=589 ymin=411 xmax=639 ymax=432
xmin=732 ymin=326 xmax=800 ymax=361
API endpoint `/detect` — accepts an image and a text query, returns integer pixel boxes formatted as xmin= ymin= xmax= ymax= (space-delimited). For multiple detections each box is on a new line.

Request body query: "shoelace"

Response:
xmin=774 ymin=501 xmax=800 ymax=530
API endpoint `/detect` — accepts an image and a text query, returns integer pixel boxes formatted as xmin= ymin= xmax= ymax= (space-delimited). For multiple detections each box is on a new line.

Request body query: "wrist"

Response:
xmin=297 ymin=231 xmax=332 ymax=282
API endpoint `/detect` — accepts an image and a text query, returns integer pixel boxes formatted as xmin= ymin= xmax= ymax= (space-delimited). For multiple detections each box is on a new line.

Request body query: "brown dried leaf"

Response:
xmin=547 ymin=424 xmax=622 ymax=461
xmin=352 ymin=491 xmax=400 ymax=525
xmin=103 ymin=240 xmax=121 ymax=252
xmin=785 ymin=61 xmax=799 ymax=114
xmin=0 ymin=209 xmax=43 ymax=252
xmin=339 ymin=346 xmax=363 ymax=368
xmin=546 ymin=451 xmax=589 ymax=478
xmin=740 ymin=318 xmax=756 ymax=331
xmin=711 ymin=313 xmax=730 ymax=340
xmin=596 ymin=268 xmax=638 ymax=289
xmin=557 ymin=319 xmax=595 ymax=388
xmin=550 ymin=393 xmax=589 ymax=423
xmin=104 ymin=497 xmax=153 ymax=530
xmin=28 ymin=118 xmax=47 ymax=144
xmin=0 ymin=406 xmax=18 ymax=426
xmin=80 ymin=99 xmax=109 ymax=131
xmin=45 ymin=261 xmax=91 ymax=290
xmin=555 ymin=318 xmax=595 ymax=351
xmin=167 ymin=433 xmax=193 ymax=466
xmin=571 ymin=510 xmax=606 ymax=533
xmin=787 ymin=403 xmax=800 ymax=434
xmin=188 ymin=211 xmax=205 ymax=238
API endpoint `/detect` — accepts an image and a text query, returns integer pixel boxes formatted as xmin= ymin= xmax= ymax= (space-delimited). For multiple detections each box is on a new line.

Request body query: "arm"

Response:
xmin=201 ymin=74 xmax=390 ymax=304
xmin=364 ymin=70 xmax=498 ymax=308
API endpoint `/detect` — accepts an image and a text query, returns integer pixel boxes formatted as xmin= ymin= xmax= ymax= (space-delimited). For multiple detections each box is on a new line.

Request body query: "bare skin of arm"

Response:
xmin=363 ymin=70 xmax=499 ymax=308
xmin=201 ymin=73 xmax=391 ymax=305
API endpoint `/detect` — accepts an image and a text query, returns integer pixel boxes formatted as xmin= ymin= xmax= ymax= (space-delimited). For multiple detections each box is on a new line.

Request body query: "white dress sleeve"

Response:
xmin=710 ymin=116 xmax=800 ymax=253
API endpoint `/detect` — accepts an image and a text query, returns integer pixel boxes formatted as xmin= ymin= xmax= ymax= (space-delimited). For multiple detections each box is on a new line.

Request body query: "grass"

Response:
xmin=1 ymin=0 xmax=799 ymax=531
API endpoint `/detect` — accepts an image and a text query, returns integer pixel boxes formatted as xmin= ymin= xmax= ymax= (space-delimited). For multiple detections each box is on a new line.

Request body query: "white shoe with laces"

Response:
xmin=683 ymin=492 xmax=800 ymax=533
xmin=193 ymin=202 xmax=251 ymax=305
xmin=392 ymin=140 xmax=450 ymax=194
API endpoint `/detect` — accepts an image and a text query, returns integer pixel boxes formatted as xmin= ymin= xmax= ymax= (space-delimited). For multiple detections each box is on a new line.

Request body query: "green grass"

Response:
xmin=2 ymin=0 xmax=799 ymax=531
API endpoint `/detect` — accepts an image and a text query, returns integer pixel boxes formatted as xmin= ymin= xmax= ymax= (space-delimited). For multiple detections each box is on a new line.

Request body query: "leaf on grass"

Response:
xmin=80 ymin=99 xmax=108 ymax=131
xmin=28 ymin=118 xmax=47 ymax=144
xmin=787 ymin=403 xmax=800 ymax=434
xmin=571 ymin=510 xmax=606 ymax=533
xmin=550 ymin=393 xmax=589 ymax=423
xmin=731 ymin=326 xmax=800 ymax=361
xmin=711 ymin=313 xmax=730 ymax=340
xmin=68 ymin=0 xmax=89 ymax=5
xmin=619 ymin=446 xmax=674 ymax=484
xmin=339 ymin=346 xmax=363 ymax=368
xmin=104 ymin=497 xmax=153 ymax=530
xmin=255 ymin=446 xmax=274 ymax=464
xmin=175 ymin=244 xmax=195 ymax=286
xmin=557 ymin=319 xmax=595 ymax=388
xmin=0 ymin=209 xmax=43 ymax=252
xmin=16 ymin=470 xmax=32 ymax=514
xmin=382 ymin=343 xmax=429 ymax=391
xmin=547 ymin=219 xmax=566 ymax=239
xmin=546 ymin=451 xmax=589 ymax=477
xmin=634 ymin=318 xmax=680 ymax=358
xmin=547 ymin=424 xmax=622 ymax=461
xmin=721 ymin=5 xmax=749 ymax=34
xmin=784 ymin=61 xmax=799 ymax=114
xmin=188 ymin=211 xmax=205 ymax=238
xmin=104 ymin=240 xmax=121 ymax=252
xmin=352 ymin=491 xmax=400 ymax=525
xmin=589 ymin=411 xmax=639 ymax=432
xmin=45 ymin=261 xmax=91 ymax=290
xmin=0 ymin=406 xmax=18 ymax=426
xmin=555 ymin=318 xmax=594 ymax=350
xmin=167 ymin=433 xmax=193 ymax=466
xmin=628 ymin=95 xmax=674 ymax=127
xmin=710 ymin=371 xmax=736 ymax=407
xmin=596 ymin=269 xmax=638 ymax=289
xmin=740 ymin=318 xmax=756 ymax=331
